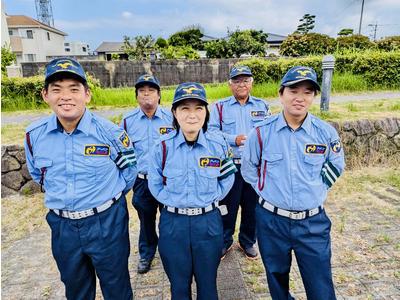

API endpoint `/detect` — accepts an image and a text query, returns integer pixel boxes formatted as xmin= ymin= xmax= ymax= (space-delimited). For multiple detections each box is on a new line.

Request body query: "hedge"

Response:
xmin=239 ymin=51 xmax=400 ymax=87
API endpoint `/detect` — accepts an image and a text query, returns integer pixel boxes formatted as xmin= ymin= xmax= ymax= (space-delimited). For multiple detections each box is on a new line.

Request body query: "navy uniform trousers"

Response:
xmin=46 ymin=195 xmax=132 ymax=300
xmin=256 ymin=204 xmax=336 ymax=300
xmin=220 ymin=164 xmax=258 ymax=249
xmin=132 ymin=178 xmax=163 ymax=260
xmin=158 ymin=208 xmax=223 ymax=300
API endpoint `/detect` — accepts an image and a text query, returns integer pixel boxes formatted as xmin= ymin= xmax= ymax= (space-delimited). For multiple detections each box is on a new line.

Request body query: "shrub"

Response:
xmin=376 ymin=36 xmax=400 ymax=51
xmin=1 ymin=45 xmax=17 ymax=76
xmin=336 ymin=35 xmax=375 ymax=52
xmin=279 ymin=33 xmax=337 ymax=57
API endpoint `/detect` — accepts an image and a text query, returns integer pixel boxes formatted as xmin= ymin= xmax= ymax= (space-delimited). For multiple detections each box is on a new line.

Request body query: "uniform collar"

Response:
xmin=175 ymin=129 xmax=207 ymax=149
xmin=228 ymin=95 xmax=254 ymax=106
xmin=276 ymin=111 xmax=311 ymax=135
xmin=45 ymin=109 xmax=91 ymax=135
xmin=138 ymin=106 xmax=163 ymax=119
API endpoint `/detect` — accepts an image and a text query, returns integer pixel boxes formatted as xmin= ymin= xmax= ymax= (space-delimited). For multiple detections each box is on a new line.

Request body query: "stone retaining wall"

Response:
xmin=2 ymin=118 xmax=399 ymax=197
xmin=21 ymin=59 xmax=245 ymax=88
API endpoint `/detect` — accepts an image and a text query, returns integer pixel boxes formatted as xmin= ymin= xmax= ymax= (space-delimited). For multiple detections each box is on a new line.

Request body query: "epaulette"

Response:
xmin=26 ymin=116 xmax=51 ymax=133
xmin=205 ymin=130 xmax=226 ymax=146
xmin=159 ymin=130 xmax=176 ymax=142
xmin=123 ymin=108 xmax=141 ymax=120
xmin=160 ymin=107 xmax=173 ymax=118
xmin=214 ymin=96 xmax=231 ymax=105
xmin=254 ymin=114 xmax=278 ymax=128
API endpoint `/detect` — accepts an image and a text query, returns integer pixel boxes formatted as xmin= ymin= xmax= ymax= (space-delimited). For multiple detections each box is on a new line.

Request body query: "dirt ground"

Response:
xmin=2 ymin=167 xmax=400 ymax=299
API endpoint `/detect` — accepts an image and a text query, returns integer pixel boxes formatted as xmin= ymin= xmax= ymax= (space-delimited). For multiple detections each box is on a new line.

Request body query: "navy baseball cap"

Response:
xmin=280 ymin=66 xmax=321 ymax=91
xmin=172 ymin=82 xmax=208 ymax=105
xmin=135 ymin=74 xmax=160 ymax=90
xmin=229 ymin=65 xmax=252 ymax=79
xmin=45 ymin=57 xmax=86 ymax=83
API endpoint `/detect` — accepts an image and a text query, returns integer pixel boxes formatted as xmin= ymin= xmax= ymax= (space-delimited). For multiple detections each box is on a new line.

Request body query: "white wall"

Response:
xmin=1 ymin=2 xmax=10 ymax=47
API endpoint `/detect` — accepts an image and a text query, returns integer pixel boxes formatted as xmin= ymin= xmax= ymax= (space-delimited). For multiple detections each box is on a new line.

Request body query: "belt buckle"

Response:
xmin=187 ymin=208 xmax=201 ymax=216
xmin=289 ymin=211 xmax=306 ymax=220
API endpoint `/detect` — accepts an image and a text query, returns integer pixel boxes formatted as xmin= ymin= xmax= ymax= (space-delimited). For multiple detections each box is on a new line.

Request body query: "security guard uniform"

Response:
xmin=241 ymin=67 xmax=345 ymax=299
xmin=121 ymin=74 xmax=173 ymax=272
xmin=209 ymin=66 xmax=269 ymax=255
xmin=148 ymin=82 xmax=236 ymax=300
xmin=25 ymin=58 xmax=137 ymax=300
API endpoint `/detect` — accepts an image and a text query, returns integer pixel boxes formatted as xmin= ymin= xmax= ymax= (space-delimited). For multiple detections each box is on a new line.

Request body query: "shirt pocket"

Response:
xmin=303 ymin=155 xmax=325 ymax=181
xmin=222 ymin=118 xmax=236 ymax=134
xmin=163 ymin=168 xmax=185 ymax=194
xmin=82 ymin=155 xmax=114 ymax=184
xmin=197 ymin=168 xmax=220 ymax=196
xmin=33 ymin=158 xmax=53 ymax=186
xmin=263 ymin=152 xmax=283 ymax=179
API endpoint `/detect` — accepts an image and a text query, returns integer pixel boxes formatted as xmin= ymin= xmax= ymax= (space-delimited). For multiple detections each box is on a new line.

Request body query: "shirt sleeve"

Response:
xmin=148 ymin=142 xmax=169 ymax=203
xmin=241 ymin=127 xmax=262 ymax=189
xmin=321 ymin=129 xmax=345 ymax=189
xmin=209 ymin=103 xmax=237 ymax=146
xmin=24 ymin=133 xmax=41 ymax=183
xmin=216 ymin=140 xmax=236 ymax=200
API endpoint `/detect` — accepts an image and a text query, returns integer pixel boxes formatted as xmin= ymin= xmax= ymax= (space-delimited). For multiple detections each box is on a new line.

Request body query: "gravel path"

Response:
xmin=2 ymin=91 xmax=399 ymax=125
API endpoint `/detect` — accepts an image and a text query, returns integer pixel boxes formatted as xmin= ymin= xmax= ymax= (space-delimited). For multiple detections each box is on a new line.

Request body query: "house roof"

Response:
xmin=6 ymin=15 xmax=67 ymax=36
xmin=95 ymin=42 xmax=125 ymax=53
xmin=266 ymin=33 xmax=287 ymax=43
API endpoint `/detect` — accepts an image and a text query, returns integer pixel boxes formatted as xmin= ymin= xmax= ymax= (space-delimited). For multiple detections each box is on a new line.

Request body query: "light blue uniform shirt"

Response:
xmin=121 ymin=106 xmax=173 ymax=175
xmin=25 ymin=109 xmax=137 ymax=211
xmin=241 ymin=112 xmax=345 ymax=211
xmin=148 ymin=129 xmax=236 ymax=208
xmin=209 ymin=95 xmax=269 ymax=158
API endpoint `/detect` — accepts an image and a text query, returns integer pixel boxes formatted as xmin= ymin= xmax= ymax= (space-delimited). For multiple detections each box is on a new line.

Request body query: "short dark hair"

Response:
xmin=171 ymin=101 xmax=210 ymax=133
xmin=279 ymin=82 xmax=319 ymax=96
xmin=44 ymin=72 xmax=89 ymax=91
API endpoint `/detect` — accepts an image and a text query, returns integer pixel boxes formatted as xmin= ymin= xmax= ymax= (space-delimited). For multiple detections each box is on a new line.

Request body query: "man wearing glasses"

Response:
xmin=209 ymin=66 xmax=270 ymax=260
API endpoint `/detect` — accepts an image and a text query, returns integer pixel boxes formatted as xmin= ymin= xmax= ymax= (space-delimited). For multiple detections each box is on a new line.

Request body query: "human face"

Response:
xmin=42 ymin=78 xmax=90 ymax=125
xmin=229 ymin=75 xmax=253 ymax=101
xmin=173 ymin=100 xmax=207 ymax=137
xmin=136 ymin=84 xmax=160 ymax=111
xmin=279 ymin=81 xmax=316 ymax=119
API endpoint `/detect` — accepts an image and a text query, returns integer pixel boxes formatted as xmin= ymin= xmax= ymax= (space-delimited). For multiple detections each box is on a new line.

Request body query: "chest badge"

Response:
xmin=251 ymin=111 xmax=266 ymax=118
xmin=159 ymin=126 xmax=174 ymax=135
xmin=305 ymin=144 xmax=327 ymax=154
xmin=199 ymin=157 xmax=221 ymax=168
xmin=84 ymin=145 xmax=110 ymax=156
xmin=119 ymin=131 xmax=131 ymax=148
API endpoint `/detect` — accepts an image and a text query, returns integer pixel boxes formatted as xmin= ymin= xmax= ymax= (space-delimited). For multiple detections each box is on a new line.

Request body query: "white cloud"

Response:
xmin=121 ymin=11 xmax=133 ymax=19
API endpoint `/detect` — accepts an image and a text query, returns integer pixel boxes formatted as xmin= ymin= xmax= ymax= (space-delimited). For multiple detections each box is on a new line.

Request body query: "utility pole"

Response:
xmin=358 ymin=0 xmax=365 ymax=34
xmin=368 ymin=23 xmax=378 ymax=41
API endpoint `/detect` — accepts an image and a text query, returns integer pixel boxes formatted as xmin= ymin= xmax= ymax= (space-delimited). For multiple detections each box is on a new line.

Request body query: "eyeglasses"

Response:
xmin=230 ymin=78 xmax=253 ymax=85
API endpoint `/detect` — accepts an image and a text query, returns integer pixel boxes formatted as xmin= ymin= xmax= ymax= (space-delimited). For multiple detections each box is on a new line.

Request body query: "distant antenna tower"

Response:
xmin=35 ymin=0 xmax=54 ymax=27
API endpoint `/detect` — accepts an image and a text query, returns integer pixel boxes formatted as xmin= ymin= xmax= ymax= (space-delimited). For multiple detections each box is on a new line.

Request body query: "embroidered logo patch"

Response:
xmin=159 ymin=126 xmax=174 ymax=135
xmin=119 ymin=131 xmax=131 ymax=148
xmin=84 ymin=145 xmax=110 ymax=156
xmin=199 ymin=157 xmax=221 ymax=168
xmin=330 ymin=140 xmax=342 ymax=153
xmin=305 ymin=144 xmax=327 ymax=154
xmin=251 ymin=111 xmax=266 ymax=118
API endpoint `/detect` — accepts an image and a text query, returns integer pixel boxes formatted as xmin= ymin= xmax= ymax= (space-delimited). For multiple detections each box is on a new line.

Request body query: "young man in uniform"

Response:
xmin=25 ymin=58 xmax=137 ymax=300
xmin=209 ymin=66 xmax=269 ymax=259
xmin=241 ymin=66 xmax=345 ymax=299
xmin=121 ymin=74 xmax=173 ymax=274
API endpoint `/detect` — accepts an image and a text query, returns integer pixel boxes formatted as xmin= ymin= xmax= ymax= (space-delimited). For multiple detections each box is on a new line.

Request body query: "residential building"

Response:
xmin=94 ymin=42 xmax=127 ymax=61
xmin=6 ymin=14 xmax=67 ymax=63
xmin=64 ymin=41 xmax=90 ymax=56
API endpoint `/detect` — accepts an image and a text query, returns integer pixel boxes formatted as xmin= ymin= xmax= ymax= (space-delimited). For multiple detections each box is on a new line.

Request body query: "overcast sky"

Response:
xmin=4 ymin=0 xmax=400 ymax=51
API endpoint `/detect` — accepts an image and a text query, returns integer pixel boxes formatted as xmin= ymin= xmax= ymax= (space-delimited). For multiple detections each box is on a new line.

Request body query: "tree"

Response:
xmin=168 ymin=25 xmax=204 ymax=50
xmin=122 ymin=35 xmax=155 ymax=60
xmin=295 ymin=14 xmax=315 ymax=34
xmin=160 ymin=45 xmax=199 ymax=59
xmin=336 ymin=34 xmax=374 ymax=51
xmin=204 ymin=39 xmax=233 ymax=58
xmin=228 ymin=29 xmax=268 ymax=58
xmin=280 ymin=33 xmax=336 ymax=56
xmin=1 ymin=45 xmax=16 ymax=76
xmin=338 ymin=28 xmax=354 ymax=36
xmin=155 ymin=37 xmax=168 ymax=49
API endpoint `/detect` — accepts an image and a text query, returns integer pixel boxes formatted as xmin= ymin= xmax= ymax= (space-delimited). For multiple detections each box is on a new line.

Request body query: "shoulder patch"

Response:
xmin=119 ymin=131 xmax=131 ymax=148
xmin=330 ymin=140 xmax=342 ymax=153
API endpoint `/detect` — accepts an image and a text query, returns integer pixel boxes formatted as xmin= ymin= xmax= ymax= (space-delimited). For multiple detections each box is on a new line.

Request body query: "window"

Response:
xmin=65 ymin=48 xmax=70 ymax=52
xmin=25 ymin=54 xmax=36 ymax=62
xmin=26 ymin=30 xmax=33 ymax=39
xmin=64 ymin=42 xmax=70 ymax=46
xmin=82 ymin=47 xmax=87 ymax=52
xmin=8 ymin=30 xmax=13 ymax=36
xmin=47 ymin=32 xmax=50 ymax=40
